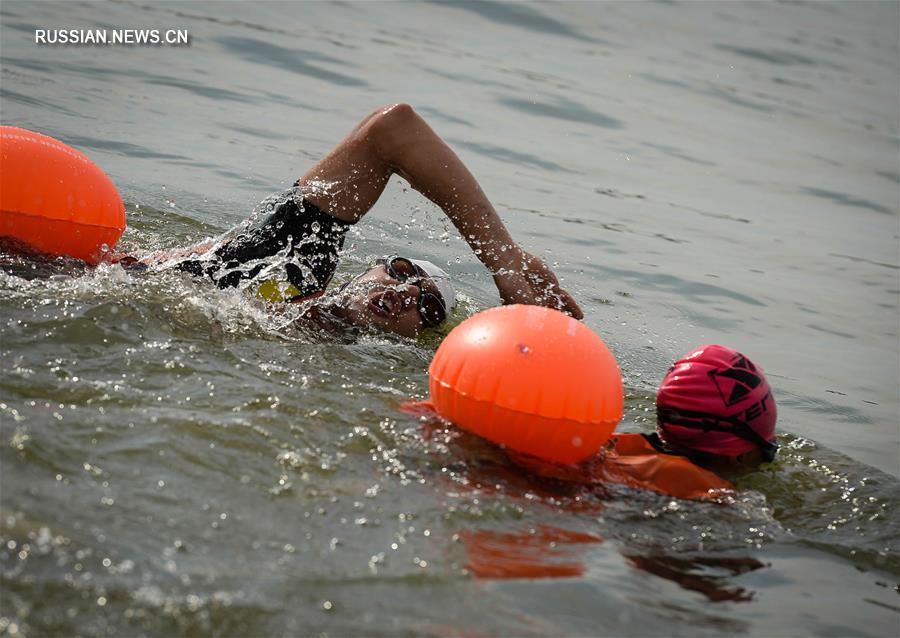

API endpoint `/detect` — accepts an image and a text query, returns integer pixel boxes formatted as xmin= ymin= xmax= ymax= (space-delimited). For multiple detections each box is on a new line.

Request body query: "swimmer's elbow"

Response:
xmin=368 ymin=102 xmax=420 ymax=142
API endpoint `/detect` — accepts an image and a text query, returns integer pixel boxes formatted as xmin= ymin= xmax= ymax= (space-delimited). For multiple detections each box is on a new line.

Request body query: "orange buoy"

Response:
xmin=0 ymin=126 xmax=125 ymax=265
xmin=429 ymin=305 xmax=624 ymax=464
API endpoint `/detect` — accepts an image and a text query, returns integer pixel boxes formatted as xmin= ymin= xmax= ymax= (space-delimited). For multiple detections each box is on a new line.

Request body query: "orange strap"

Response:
xmin=599 ymin=433 xmax=733 ymax=500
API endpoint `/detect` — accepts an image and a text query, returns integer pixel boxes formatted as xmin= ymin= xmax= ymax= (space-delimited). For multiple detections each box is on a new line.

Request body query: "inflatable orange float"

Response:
xmin=0 ymin=126 xmax=125 ymax=265
xmin=429 ymin=305 xmax=623 ymax=464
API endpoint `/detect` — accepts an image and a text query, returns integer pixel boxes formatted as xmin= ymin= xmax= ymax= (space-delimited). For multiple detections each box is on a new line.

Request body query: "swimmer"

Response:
xmin=151 ymin=103 xmax=582 ymax=337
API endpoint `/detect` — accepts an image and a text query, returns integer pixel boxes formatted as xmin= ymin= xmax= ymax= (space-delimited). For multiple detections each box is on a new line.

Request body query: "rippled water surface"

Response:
xmin=1 ymin=1 xmax=898 ymax=636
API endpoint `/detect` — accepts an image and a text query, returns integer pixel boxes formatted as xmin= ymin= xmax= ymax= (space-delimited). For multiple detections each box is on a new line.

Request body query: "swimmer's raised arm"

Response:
xmin=298 ymin=103 xmax=583 ymax=319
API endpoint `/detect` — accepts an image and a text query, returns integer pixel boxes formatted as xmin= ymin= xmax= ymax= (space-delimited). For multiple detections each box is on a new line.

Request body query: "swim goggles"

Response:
xmin=657 ymin=406 xmax=779 ymax=463
xmin=376 ymin=255 xmax=447 ymax=328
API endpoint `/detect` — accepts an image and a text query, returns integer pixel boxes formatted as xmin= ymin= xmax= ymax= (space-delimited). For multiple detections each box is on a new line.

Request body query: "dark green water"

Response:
xmin=2 ymin=1 xmax=898 ymax=636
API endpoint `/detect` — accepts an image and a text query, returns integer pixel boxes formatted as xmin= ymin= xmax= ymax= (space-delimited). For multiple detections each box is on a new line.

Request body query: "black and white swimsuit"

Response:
xmin=176 ymin=186 xmax=349 ymax=301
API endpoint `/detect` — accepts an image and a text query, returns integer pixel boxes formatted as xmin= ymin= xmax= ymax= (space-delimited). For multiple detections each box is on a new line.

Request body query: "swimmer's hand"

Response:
xmin=492 ymin=249 xmax=583 ymax=319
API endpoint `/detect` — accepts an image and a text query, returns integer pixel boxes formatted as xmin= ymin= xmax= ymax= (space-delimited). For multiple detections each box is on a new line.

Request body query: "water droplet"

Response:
xmin=100 ymin=243 xmax=109 ymax=253
xmin=310 ymin=221 xmax=321 ymax=233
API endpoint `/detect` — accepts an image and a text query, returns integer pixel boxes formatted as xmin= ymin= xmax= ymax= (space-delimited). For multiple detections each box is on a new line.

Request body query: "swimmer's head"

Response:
xmin=656 ymin=345 xmax=778 ymax=466
xmin=325 ymin=255 xmax=456 ymax=338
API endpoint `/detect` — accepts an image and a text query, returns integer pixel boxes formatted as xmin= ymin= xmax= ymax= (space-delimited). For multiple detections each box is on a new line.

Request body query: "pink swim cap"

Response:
xmin=656 ymin=345 xmax=777 ymax=459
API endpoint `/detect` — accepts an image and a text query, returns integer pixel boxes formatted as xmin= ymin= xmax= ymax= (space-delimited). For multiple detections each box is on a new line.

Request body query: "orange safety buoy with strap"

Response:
xmin=0 ymin=126 xmax=125 ymax=265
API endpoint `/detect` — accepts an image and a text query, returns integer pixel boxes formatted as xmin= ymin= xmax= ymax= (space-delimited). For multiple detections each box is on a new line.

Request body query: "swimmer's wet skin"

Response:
xmin=158 ymin=103 xmax=582 ymax=337
xmin=373 ymin=257 xmax=454 ymax=328
xmin=318 ymin=257 xmax=457 ymax=338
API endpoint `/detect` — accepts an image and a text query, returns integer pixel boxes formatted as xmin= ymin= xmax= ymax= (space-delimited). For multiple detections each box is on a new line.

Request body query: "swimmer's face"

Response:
xmin=327 ymin=263 xmax=445 ymax=338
